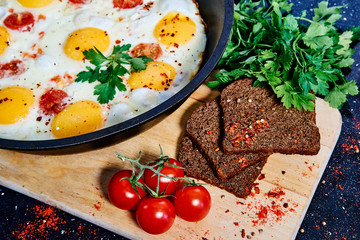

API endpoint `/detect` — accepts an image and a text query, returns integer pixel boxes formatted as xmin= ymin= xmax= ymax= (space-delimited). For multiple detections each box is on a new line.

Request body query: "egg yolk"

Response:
xmin=128 ymin=61 xmax=176 ymax=91
xmin=0 ymin=86 xmax=35 ymax=124
xmin=0 ymin=27 xmax=10 ymax=55
xmin=154 ymin=11 xmax=196 ymax=47
xmin=64 ymin=27 xmax=110 ymax=61
xmin=51 ymin=100 xmax=103 ymax=139
xmin=17 ymin=0 xmax=54 ymax=8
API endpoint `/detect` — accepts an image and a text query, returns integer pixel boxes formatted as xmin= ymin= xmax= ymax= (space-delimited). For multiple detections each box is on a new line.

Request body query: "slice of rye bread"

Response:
xmin=186 ymin=97 xmax=269 ymax=180
xmin=220 ymin=78 xmax=320 ymax=155
xmin=178 ymin=136 xmax=268 ymax=198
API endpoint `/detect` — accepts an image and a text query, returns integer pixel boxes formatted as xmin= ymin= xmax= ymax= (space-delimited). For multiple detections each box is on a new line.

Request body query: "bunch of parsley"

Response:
xmin=76 ymin=44 xmax=153 ymax=104
xmin=207 ymin=0 xmax=360 ymax=110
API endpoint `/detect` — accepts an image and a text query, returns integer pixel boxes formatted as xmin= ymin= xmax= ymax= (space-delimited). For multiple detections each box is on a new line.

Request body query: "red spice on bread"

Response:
xmin=186 ymin=98 xmax=269 ymax=179
xmin=220 ymin=78 xmax=320 ymax=155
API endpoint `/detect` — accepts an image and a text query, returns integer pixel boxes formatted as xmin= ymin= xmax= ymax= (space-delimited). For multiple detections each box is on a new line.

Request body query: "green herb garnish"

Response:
xmin=207 ymin=0 xmax=360 ymax=110
xmin=75 ymin=44 xmax=153 ymax=104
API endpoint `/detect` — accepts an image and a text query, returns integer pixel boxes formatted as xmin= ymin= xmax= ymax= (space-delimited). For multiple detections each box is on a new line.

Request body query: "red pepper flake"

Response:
xmin=94 ymin=201 xmax=102 ymax=211
xmin=225 ymin=209 xmax=230 ymax=213
xmin=258 ymin=173 xmax=265 ymax=180
xmin=11 ymin=205 xmax=66 ymax=240
xmin=266 ymin=187 xmax=285 ymax=199
xmin=233 ymin=222 xmax=239 ymax=226
xmin=251 ymin=203 xmax=285 ymax=226
xmin=38 ymin=31 xmax=45 ymax=38
xmin=253 ymin=119 xmax=269 ymax=133
xmin=241 ymin=229 xmax=246 ymax=238
xmin=142 ymin=2 xmax=154 ymax=10
xmin=243 ymin=186 xmax=299 ymax=227
xmin=229 ymin=119 xmax=269 ymax=147
xmin=233 ymin=156 xmax=248 ymax=167
xmin=336 ymin=183 xmax=344 ymax=190
xmin=206 ymin=130 xmax=214 ymax=135
xmin=257 ymin=205 xmax=268 ymax=219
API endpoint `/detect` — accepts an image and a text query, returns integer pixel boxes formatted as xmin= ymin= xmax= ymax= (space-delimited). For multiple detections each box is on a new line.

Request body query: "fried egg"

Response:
xmin=0 ymin=0 xmax=206 ymax=140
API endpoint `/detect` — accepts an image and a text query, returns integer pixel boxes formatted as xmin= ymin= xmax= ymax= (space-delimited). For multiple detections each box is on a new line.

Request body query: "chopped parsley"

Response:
xmin=207 ymin=0 xmax=360 ymax=111
xmin=75 ymin=44 xmax=153 ymax=104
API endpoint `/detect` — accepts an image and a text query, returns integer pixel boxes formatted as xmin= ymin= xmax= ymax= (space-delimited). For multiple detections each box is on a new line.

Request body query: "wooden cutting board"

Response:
xmin=0 ymin=84 xmax=342 ymax=240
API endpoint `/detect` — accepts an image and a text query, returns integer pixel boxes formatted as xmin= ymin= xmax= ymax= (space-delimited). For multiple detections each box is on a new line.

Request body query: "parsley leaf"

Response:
xmin=303 ymin=23 xmax=333 ymax=49
xmin=75 ymin=44 xmax=153 ymax=104
xmin=208 ymin=0 xmax=359 ymax=110
xmin=313 ymin=1 xmax=342 ymax=25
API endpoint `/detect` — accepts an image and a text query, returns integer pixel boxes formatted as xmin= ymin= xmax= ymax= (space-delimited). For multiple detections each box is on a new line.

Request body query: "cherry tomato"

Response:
xmin=130 ymin=43 xmax=163 ymax=60
xmin=174 ymin=185 xmax=211 ymax=222
xmin=113 ymin=0 xmax=143 ymax=9
xmin=0 ymin=60 xmax=25 ymax=79
xmin=143 ymin=158 xmax=184 ymax=195
xmin=136 ymin=197 xmax=175 ymax=234
xmin=107 ymin=170 xmax=147 ymax=210
xmin=39 ymin=89 xmax=69 ymax=116
xmin=4 ymin=12 xmax=35 ymax=32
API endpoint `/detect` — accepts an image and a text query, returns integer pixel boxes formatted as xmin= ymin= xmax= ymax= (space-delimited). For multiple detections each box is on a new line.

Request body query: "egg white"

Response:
xmin=0 ymin=0 xmax=206 ymax=140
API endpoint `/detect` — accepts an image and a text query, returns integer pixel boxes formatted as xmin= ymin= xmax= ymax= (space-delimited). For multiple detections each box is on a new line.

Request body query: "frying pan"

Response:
xmin=0 ymin=0 xmax=234 ymax=150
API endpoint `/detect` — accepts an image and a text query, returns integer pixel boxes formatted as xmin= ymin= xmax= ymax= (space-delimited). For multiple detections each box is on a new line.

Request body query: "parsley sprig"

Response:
xmin=75 ymin=44 xmax=153 ymax=104
xmin=207 ymin=0 xmax=360 ymax=110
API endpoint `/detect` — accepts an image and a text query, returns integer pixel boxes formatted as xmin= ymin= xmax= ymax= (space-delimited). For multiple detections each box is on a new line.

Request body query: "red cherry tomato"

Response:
xmin=39 ymin=89 xmax=69 ymax=116
xmin=4 ymin=12 xmax=35 ymax=32
xmin=174 ymin=185 xmax=211 ymax=222
xmin=113 ymin=0 xmax=143 ymax=9
xmin=143 ymin=158 xmax=184 ymax=195
xmin=130 ymin=43 xmax=163 ymax=60
xmin=107 ymin=170 xmax=147 ymax=210
xmin=136 ymin=197 xmax=175 ymax=234
xmin=0 ymin=60 xmax=25 ymax=79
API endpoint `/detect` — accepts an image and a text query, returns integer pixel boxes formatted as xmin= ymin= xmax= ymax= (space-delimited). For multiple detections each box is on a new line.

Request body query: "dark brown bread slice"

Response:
xmin=220 ymin=78 xmax=320 ymax=155
xmin=178 ymin=136 xmax=267 ymax=198
xmin=186 ymin=98 xmax=268 ymax=180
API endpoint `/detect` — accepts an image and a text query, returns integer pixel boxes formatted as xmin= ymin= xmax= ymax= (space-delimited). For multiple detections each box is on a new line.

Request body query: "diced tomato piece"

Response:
xmin=0 ymin=60 xmax=25 ymax=79
xmin=39 ymin=89 xmax=69 ymax=116
xmin=4 ymin=12 xmax=35 ymax=32
xmin=50 ymin=74 xmax=74 ymax=89
xmin=68 ymin=0 xmax=88 ymax=4
xmin=113 ymin=0 xmax=143 ymax=9
xmin=130 ymin=43 xmax=162 ymax=59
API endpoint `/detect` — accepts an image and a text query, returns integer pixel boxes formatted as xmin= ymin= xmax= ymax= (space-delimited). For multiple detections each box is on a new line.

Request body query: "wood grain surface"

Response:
xmin=0 ymin=84 xmax=342 ymax=240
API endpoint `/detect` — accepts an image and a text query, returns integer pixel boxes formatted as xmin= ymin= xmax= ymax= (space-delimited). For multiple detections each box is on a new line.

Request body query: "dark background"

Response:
xmin=1 ymin=0 xmax=359 ymax=239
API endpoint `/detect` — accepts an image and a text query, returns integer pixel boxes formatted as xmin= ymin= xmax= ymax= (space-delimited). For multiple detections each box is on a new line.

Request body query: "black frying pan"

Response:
xmin=0 ymin=0 xmax=234 ymax=150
